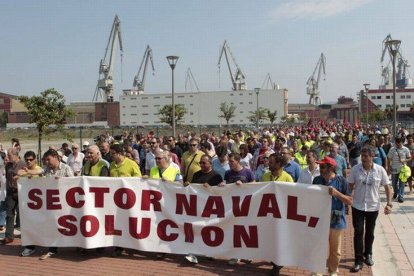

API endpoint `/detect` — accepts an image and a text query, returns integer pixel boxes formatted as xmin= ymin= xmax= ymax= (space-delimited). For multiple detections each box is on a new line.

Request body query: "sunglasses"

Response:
xmin=72 ymin=147 xmax=78 ymax=150
xmin=25 ymin=158 xmax=34 ymax=162
xmin=190 ymin=144 xmax=198 ymax=147
xmin=168 ymin=139 xmax=174 ymax=142
xmin=149 ymin=142 xmax=157 ymax=145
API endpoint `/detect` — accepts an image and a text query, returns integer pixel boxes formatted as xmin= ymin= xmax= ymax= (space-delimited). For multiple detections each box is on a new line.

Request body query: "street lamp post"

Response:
xmin=166 ymin=55 xmax=179 ymax=137
xmin=385 ymin=40 xmax=401 ymax=139
xmin=254 ymin=88 xmax=260 ymax=129
xmin=363 ymin=83 xmax=370 ymax=128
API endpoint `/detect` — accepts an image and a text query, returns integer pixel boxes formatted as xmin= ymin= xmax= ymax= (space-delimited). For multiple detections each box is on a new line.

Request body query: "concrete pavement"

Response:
xmin=372 ymin=188 xmax=414 ymax=276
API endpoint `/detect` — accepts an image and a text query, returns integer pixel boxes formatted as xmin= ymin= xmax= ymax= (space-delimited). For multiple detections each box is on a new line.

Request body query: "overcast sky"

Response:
xmin=1 ymin=0 xmax=413 ymax=104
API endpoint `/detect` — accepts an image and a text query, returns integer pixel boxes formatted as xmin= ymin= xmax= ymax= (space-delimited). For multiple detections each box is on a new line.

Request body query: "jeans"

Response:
xmin=350 ymin=156 xmax=361 ymax=167
xmin=392 ymin=173 xmax=405 ymax=199
xmin=0 ymin=200 xmax=6 ymax=226
xmin=352 ymin=207 xmax=379 ymax=264
xmin=5 ymin=191 xmax=18 ymax=239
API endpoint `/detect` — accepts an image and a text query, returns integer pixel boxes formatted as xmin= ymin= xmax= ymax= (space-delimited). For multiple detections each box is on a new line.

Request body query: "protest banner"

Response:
xmin=18 ymin=177 xmax=331 ymax=272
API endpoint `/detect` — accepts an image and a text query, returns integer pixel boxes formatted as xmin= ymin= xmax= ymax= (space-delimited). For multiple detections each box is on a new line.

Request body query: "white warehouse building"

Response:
xmin=368 ymin=88 xmax=414 ymax=111
xmin=120 ymin=88 xmax=288 ymax=126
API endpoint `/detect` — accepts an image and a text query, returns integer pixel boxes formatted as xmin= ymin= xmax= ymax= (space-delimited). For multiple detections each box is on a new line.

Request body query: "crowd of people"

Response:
xmin=0 ymin=124 xmax=411 ymax=275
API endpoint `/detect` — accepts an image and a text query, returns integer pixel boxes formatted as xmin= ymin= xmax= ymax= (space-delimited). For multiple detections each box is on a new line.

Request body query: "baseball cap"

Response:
xmin=83 ymin=141 xmax=90 ymax=147
xmin=316 ymin=156 xmax=337 ymax=168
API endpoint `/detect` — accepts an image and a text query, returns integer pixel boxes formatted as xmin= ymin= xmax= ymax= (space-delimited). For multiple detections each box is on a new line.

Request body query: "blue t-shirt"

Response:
xmin=330 ymin=154 xmax=347 ymax=177
xmin=312 ymin=175 xmax=351 ymax=230
xmin=212 ymin=159 xmax=230 ymax=179
xmin=284 ymin=160 xmax=301 ymax=182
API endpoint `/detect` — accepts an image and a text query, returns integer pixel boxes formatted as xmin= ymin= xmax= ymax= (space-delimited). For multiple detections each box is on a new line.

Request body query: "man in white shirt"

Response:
xmin=297 ymin=149 xmax=320 ymax=184
xmin=348 ymin=146 xmax=392 ymax=272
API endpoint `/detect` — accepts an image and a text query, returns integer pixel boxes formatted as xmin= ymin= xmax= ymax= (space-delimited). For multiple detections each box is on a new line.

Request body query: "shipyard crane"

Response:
xmin=261 ymin=73 xmax=277 ymax=90
xmin=93 ymin=15 xmax=124 ymax=102
xmin=131 ymin=45 xmax=155 ymax=94
xmin=381 ymin=34 xmax=411 ymax=88
xmin=185 ymin=68 xmax=200 ymax=92
xmin=306 ymin=53 xmax=326 ymax=105
xmin=218 ymin=40 xmax=247 ymax=91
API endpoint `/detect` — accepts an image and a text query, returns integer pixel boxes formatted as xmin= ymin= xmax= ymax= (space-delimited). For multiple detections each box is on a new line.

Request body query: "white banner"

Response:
xmin=18 ymin=177 xmax=331 ymax=272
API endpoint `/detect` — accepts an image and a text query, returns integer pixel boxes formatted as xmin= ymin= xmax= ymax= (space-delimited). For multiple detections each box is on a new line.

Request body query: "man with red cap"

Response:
xmin=312 ymin=156 xmax=352 ymax=276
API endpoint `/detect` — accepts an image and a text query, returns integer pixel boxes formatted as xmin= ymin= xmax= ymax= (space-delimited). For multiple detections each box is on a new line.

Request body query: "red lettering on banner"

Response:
xmin=257 ymin=194 xmax=281 ymax=218
xmin=27 ymin=188 xmax=42 ymax=209
xmin=201 ymin=196 xmax=224 ymax=218
xmin=141 ymin=190 xmax=162 ymax=211
xmin=129 ymin=217 xmax=151 ymax=239
xmin=176 ymin=194 xmax=197 ymax=216
xmin=157 ymin=219 xmax=178 ymax=241
xmin=286 ymin=196 xmax=306 ymax=222
xmin=114 ymin=188 xmax=136 ymax=209
xmin=58 ymin=215 xmax=77 ymax=236
xmin=46 ymin=189 xmax=61 ymax=210
xmin=105 ymin=215 xmax=122 ymax=236
xmin=232 ymin=195 xmax=252 ymax=217
xmin=80 ymin=215 xmax=99 ymax=237
xmin=233 ymin=225 xmax=258 ymax=248
xmin=184 ymin=223 xmax=194 ymax=243
xmin=201 ymin=226 xmax=224 ymax=247
xmin=66 ymin=187 xmax=85 ymax=208
xmin=89 ymin=187 xmax=110 ymax=208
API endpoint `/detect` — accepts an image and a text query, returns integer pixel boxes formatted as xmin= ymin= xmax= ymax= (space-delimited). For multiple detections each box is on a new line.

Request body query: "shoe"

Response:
xmin=393 ymin=194 xmax=397 ymax=199
xmin=270 ymin=263 xmax=283 ymax=276
xmin=39 ymin=251 xmax=55 ymax=260
xmin=0 ymin=238 xmax=14 ymax=245
xmin=311 ymin=273 xmax=322 ymax=276
xmin=79 ymin=249 xmax=88 ymax=256
xmin=329 ymin=273 xmax=338 ymax=276
xmin=155 ymin=253 xmax=166 ymax=260
xmin=0 ymin=226 xmax=4 ymax=231
xmin=351 ymin=263 xmax=363 ymax=272
xmin=364 ymin=255 xmax=374 ymax=266
xmin=241 ymin=259 xmax=252 ymax=264
xmin=111 ymin=248 xmax=124 ymax=258
xmin=185 ymin=254 xmax=198 ymax=264
xmin=21 ymin=248 xmax=36 ymax=257
xmin=398 ymin=197 xmax=404 ymax=203
xmin=228 ymin=258 xmax=240 ymax=266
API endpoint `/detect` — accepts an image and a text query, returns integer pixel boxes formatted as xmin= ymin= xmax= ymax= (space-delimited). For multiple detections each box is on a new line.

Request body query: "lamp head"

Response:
xmin=166 ymin=56 xmax=179 ymax=70
xmin=385 ymin=40 xmax=401 ymax=56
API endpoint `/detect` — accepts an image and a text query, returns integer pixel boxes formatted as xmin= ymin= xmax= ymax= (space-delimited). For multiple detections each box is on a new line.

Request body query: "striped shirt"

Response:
xmin=387 ymin=146 xmax=410 ymax=174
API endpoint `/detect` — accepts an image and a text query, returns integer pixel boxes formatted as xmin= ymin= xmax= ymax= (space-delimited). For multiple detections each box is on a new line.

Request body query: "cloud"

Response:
xmin=269 ymin=0 xmax=375 ymax=20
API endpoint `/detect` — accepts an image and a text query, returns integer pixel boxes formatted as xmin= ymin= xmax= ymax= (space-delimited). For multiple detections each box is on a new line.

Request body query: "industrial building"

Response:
xmin=119 ymin=88 xmax=288 ymax=126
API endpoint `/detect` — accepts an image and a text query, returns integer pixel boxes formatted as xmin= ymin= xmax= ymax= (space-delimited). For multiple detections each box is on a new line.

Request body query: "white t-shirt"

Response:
xmin=240 ymin=153 xmax=253 ymax=169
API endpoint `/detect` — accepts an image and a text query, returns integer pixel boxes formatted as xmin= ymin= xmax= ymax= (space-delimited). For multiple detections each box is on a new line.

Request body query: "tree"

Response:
xmin=19 ymin=89 xmax=74 ymax=160
xmin=0 ymin=112 xmax=8 ymax=127
xmin=157 ymin=104 xmax=187 ymax=126
xmin=368 ymin=109 xmax=386 ymax=124
xmin=267 ymin=109 xmax=278 ymax=126
xmin=247 ymin=108 xmax=268 ymax=126
xmin=218 ymin=102 xmax=236 ymax=128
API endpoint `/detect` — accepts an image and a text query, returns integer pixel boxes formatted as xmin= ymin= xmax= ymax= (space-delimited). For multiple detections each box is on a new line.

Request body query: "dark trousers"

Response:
xmin=5 ymin=191 xmax=18 ymax=239
xmin=352 ymin=207 xmax=379 ymax=264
